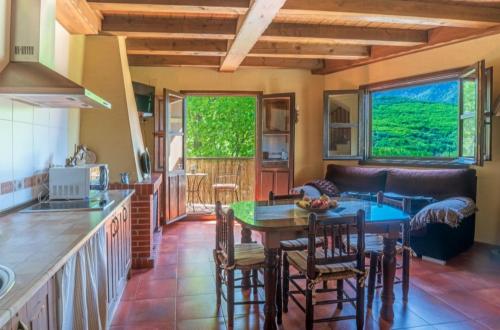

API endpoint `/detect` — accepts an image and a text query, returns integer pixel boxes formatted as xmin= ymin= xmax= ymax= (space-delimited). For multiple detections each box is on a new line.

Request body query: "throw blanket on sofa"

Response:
xmin=410 ymin=197 xmax=477 ymax=231
xmin=305 ymin=179 xmax=340 ymax=197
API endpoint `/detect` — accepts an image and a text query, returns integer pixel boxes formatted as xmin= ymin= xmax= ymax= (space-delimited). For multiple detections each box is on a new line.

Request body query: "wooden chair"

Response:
xmin=268 ymin=191 xmax=326 ymax=324
xmin=212 ymin=164 xmax=241 ymax=204
xmin=213 ymin=202 xmax=265 ymax=328
xmin=283 ymin=211 xmax=366 ymax=330
xmin=343 ymin=191 xmax=411 ymax=309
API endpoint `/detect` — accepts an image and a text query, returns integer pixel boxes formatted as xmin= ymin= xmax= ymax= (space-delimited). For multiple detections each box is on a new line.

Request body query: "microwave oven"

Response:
xmin=49 ymin=164 xmax=109 ymax=200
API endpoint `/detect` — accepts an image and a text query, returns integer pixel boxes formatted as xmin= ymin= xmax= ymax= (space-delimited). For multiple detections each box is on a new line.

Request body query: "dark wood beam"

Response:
xmin=281 ymin=0 xmax=500 ymax=28
xmin=262 ymin=23 xmax=428 ymax=47
xmin=126 ymin=39 xmax=370 ymax=60
xmin=102 ymin=15 xmax=237 ymax=39
xmin=128 ymin=55 xmax=324 ymax=70
xmin=315 ymin=25 xmax=500 ymax=74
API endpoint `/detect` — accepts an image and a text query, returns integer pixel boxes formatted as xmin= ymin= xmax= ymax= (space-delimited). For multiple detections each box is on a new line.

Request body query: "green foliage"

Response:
xmin=186 ymin=96 xmax=256 ymax=158
xmin=371 ymin=97 xmax=459 ymax=158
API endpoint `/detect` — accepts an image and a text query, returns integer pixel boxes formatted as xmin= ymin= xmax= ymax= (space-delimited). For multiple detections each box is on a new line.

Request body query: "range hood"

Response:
xmin=0 ymin=0 xmax=111 ymax=109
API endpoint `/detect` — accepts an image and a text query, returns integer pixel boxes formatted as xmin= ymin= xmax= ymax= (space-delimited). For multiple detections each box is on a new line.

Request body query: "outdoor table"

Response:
xmin=186 ymin=172 xmax=208 ymax=211
xmin=227 ymin=197 xmax=411 ymax=330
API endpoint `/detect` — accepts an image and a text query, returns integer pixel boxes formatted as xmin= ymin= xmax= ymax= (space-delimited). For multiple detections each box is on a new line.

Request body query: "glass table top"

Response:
xmin=228 ymin=197 xmax=410 ymax=231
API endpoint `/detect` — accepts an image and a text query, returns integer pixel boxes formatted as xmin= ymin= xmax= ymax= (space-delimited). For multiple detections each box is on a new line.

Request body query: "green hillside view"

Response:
xmin=371 ymin=96 xmax=459 ymax=158
xmin=186 ymin=96 xmax=256 ymax=158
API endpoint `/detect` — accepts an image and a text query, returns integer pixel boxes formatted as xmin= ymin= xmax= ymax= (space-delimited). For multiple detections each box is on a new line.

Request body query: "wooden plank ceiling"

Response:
xmin=60 ymin=0 xmax=500 ymax=73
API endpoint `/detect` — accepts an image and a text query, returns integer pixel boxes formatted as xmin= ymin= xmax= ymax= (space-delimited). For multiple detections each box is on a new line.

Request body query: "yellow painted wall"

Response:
xmin=324 ymin=33 xmax=500 ymax=245
xmin=129 ymin=67 xmax=325 ymax=185
xmin=80 ymin=36 xmax=145 ymax=183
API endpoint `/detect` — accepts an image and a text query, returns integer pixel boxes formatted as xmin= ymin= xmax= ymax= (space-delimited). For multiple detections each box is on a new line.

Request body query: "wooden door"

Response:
xmin=164 ymin=89 xmax=187 ymax=223
xmin=256 ymin=93 xmax=295 ymax=200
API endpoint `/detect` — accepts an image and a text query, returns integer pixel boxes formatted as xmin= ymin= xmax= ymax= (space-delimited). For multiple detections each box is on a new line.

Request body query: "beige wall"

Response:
xmin=130 ymin=67 xmax=325 ymax=185
xmin=324 ymin=33 xmax=500 ymax=245
xmin=80 ymin=36 xmax=146 ymax=183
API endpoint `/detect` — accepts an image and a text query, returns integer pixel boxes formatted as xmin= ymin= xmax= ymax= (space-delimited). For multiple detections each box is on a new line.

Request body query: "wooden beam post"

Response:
xmin=219 ymin=0 xmax=286 ymax=72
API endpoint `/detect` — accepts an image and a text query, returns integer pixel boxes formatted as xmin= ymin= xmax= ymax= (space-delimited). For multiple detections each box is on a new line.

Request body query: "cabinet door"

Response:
xmin=26 ymin=283 xmax=50 ymax=330
xmin=275 ymin=171 xmax=290 ymax=195
xmin=105 ymin=216 xmax=118 ymax=303
xmin=112 ymin=215 xmax=120 ymax=302
xmin=122 ymin=202 xmax=131 ymax=274
xmin=9 ymin=306 xmax=28 ymax=330
xmin=260 ymin=171 xmax=275 ymax=200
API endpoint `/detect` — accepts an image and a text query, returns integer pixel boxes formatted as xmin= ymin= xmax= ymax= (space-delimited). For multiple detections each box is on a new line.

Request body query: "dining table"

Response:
xmin=227 ymin=197 xmax=411 ymax=330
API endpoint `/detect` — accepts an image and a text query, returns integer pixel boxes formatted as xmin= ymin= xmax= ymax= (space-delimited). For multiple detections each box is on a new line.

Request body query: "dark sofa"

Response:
xmin=306 ymin=164 xmax=477 ymax=261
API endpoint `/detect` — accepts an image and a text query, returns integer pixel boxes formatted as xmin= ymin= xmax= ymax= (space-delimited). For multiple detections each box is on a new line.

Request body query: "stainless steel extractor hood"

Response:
xmin=0 ymin=0 xmax=111 ymax=109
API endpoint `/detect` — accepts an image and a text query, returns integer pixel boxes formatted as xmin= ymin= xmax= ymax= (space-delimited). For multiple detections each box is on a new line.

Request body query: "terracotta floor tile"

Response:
xmin=432 ymin=320 xmax=490 ymax=330
xmin=135 ymin=278 xmax=177 ymax=300
xmin=177 ymin=276 xmax=216 ymax=296
xmin=176 ymin=293 xmax=223 ymax=320
xmin=112 ymin=298 xmax=176 ymax=325
xmin=112 ymin=221 xmax=500 ymax=330
xmin=176 ymin=317 xmax=226 ymax=330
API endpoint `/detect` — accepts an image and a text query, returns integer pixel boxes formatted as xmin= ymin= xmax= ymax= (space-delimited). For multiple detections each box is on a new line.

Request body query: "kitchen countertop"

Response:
xmin=0 ymin=189 xmax=135 ymax=327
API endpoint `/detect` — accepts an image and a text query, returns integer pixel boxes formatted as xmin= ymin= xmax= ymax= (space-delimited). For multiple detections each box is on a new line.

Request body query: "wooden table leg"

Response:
xmin=241 ymin=227 xmax=253 ymax=289
xmin=381 ymin=237 xmax=397 ymax=322
xmin=264 ymin=247 xmax=278 ymax=330
xmin=402 ymin=223 xmax=410 ymax=302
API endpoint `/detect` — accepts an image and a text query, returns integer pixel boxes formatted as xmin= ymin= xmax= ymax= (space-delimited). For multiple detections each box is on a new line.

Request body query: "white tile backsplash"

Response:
xmin=0 ymin=97 xmax=12 ymax=120
xmin=0 ymin=119 xmax=12 ymax=182
xmin=13 ymin=122 xmax=34 ymax=179
xmin=33 ymin=125 xmax=50 ymax=172
xmin=12 ymin=101 xmax=34 ymax=123
xmin=0 ymin=96 xmax=72 ymax=212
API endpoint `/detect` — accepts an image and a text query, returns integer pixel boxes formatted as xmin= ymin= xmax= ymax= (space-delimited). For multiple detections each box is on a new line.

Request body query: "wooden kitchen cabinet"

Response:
xmin=9 ymin=277 xmax=57 ymax=330
xmin=106 ymin=199 xmax=132 ymax=322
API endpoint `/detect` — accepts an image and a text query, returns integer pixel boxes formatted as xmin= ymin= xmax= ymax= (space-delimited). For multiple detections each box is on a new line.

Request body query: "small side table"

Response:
xmin=186 ymin=172 xmax=208 ymax=212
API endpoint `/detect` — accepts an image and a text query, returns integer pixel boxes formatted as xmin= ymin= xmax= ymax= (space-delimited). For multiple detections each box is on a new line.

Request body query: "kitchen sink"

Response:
xmin=0 ymin=265 xmax=15 ymax=299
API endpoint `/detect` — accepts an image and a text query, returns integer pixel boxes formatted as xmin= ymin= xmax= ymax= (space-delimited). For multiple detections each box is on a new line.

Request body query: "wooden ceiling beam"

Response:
xmin=88 ymin=0 xmax=249 ymax=16
xmin=249 ymin=42 xmax=370 ymax=60
xmin=220 ymin=0 xmax=286 ymax=72
xmin=128 ymin=55 xmax=324 ymax=70
xmin=262 ymin=23 xmax=428 ymax=47
xmin=315 ymin=25 xmax=500 ymax=74
xmin=56 ymin=0 xmax=102 ymax=34
xmin=126 ymin=39 xmax=228 ymax=56
xmin=126 ymin=39 xmax=370 ymax=60
xmin=280 ymin=0 xmax=500 ymax=28
xmin=101 ymin=15 xmax=237 ymax=39
xmin=104 ymin=15 xmax=428 ymax=46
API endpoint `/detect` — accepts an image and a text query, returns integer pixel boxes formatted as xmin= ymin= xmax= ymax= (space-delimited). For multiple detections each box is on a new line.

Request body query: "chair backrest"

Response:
xmin=376 ymin=191 xmax=411 ymax=214
xmin=306 ymin=211 xmax=365 ymax=280
xmin=268 ymin=190 xmax=304 ymax=204
xmin=215 ymin=202 xmax=235 ymax=266
xmin=214 ymin=163 xmax=242 ymax=185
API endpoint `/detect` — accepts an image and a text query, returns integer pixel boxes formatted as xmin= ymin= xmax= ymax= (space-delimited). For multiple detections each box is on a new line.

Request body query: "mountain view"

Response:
xmin=371 ymin=80 xmax=460 ymax=158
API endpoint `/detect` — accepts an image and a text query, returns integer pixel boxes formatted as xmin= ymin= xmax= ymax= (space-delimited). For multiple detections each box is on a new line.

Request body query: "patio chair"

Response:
xmin=212 ymin=163 xmax=241 ymax=204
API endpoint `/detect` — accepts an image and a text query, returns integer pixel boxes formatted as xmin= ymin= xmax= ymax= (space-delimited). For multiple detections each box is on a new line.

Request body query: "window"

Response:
xmin=361 ymin=62 xmax=491 ymax=165
xmin=323 ymin=91 xmax=363 ymax=159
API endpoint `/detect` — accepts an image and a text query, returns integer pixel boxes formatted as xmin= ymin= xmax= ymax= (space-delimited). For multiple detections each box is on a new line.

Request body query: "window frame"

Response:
xmin=323 ymin=90 xmax=364 ymax=160
xmin=358 ymin=65 xmax=490 ymax=166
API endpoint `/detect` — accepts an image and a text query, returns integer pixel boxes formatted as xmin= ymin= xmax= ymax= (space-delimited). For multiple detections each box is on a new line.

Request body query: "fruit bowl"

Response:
xmin=295 ymin=195 xmax=338 ymax=213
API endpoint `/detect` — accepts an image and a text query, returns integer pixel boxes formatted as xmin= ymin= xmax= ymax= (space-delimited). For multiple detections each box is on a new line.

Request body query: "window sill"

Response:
xmin=359 ymin=159 xmax=471 ymax=168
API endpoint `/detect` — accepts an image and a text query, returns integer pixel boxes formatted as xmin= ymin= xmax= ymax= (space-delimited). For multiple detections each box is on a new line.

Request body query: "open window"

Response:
xmin=331 ymin=61 xmax=492 ymax=166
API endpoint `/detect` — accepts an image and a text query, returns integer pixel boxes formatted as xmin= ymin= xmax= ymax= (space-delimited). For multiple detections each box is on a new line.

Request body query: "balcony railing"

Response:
xmin=185 ymin=157 xmax=255 ymax=207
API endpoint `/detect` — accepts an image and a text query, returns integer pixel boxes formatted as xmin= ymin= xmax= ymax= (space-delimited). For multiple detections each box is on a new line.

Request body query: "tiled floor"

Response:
xmin=111 ymin=221 xmax=500 ymax=330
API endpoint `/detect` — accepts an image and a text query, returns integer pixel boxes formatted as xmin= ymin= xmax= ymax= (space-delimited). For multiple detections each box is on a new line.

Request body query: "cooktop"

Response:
xmin=20 ymin=198 xmax=115 ymax=213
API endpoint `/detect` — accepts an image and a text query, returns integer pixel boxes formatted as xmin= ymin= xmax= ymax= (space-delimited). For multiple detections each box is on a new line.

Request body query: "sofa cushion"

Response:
xmin=325 ymin=164 xmax=387 ymax=193
xmin=385 ymin=168 xmax=476 ymax=200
